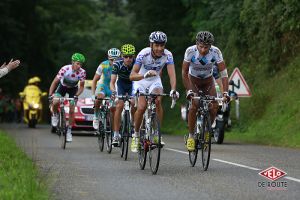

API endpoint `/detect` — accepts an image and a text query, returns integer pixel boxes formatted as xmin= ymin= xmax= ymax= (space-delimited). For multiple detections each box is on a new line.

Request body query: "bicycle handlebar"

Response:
xmin=52 ymin=97 xmax=75 ymax=101
xmin=192 ymin=96 xmax=224 ymax=102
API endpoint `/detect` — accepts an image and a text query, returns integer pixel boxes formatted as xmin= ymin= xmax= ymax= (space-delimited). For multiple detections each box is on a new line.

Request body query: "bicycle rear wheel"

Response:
xmin=98 ymin=120 xmax=105 ymax=152
xmin=149 ymin=114 xmax=161 ymax=175
xmin=105 ymin=112 xmax=112 ymax=154
xmin=138 ymin=118 xmax=147 ymax=170
xmin=123 ymin=111 xmax=130 ymax=161
xmin=201 ymin=115 xmax=212 ymax=171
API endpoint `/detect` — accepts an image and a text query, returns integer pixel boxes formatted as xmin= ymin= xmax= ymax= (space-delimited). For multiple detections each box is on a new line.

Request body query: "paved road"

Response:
xmin=2 ymin=123 xmax=299 ymax=200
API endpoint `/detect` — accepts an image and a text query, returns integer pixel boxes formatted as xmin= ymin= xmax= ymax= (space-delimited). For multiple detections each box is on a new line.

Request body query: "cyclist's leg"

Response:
xmin=186 ymin=75 xmax=201 ymax=150
xmin=132 ymin=81 xmax=147 ymax=135
xmin=67 ymin=87 xmax=78 ymax=127
xmin=51 ymin=84 xmax=65 ymax=127
xmin=205 ymin=77 xmax=218 ymax=124
xmin=94 ymin=83 xmax=106 ymax=129
xmin=65 ymin=87 xmax=77 ymax=142
xmin=149 ymin=79 xmax=164 ymax=124
xmin=52 ymin=84 xmax=66 ymax=114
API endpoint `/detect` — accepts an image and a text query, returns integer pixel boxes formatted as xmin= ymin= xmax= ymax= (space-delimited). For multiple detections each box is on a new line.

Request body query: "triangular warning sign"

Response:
xmin=229 ymin=68 xmax=251 ymax=97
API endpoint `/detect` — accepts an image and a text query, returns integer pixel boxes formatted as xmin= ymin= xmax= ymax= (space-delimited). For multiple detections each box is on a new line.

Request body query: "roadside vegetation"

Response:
xmin=0 ymin=130 xmax=49 ymax=200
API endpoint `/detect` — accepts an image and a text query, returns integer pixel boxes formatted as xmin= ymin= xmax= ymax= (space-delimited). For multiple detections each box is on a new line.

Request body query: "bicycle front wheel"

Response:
xmin=98 ymin=120 xmax=105 ymax=152
xmin=138 ymin=118 xmax=147 ymax=170
xmin=59 ymin=111 xmax=67 ymax=149
xmin=201 ymin=115 xmax=212 ymax=171
xmin=105 ymin=112 xmax=112 ymax=154
xmin=149 ymin=114 xmax=161 ymax=175
xmin=123 ymin=111 xmax=130 ymax=161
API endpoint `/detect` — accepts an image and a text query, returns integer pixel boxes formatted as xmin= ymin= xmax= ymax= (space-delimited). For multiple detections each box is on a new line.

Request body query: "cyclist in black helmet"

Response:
xmin=182 ymin=31 xmax=229 ymax=151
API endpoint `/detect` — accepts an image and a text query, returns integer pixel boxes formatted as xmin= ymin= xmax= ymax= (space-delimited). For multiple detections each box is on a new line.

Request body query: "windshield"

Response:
xmin=79 ymin=87 xmax=92 ymax=99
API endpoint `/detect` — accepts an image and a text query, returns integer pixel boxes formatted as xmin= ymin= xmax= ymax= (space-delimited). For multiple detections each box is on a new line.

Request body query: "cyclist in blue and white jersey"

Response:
xmin=182 ymin=31 xmax=229 ymax=151
xmin=129 ymin=31 xmax=179 ymax=153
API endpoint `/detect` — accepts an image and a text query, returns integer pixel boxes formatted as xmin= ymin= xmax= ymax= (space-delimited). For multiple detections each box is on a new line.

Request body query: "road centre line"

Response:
xmin=165 ymin=147 xmax=300 ymax=183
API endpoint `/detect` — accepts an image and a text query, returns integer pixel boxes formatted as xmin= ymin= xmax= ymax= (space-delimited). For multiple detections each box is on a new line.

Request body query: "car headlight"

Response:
xmin=64 ymin=107 xmax=70 ymax=113
xmin=64 ymin=107 xmax=78 ymax=113
xmin=32 ymin=103 xmax=39 ymax=109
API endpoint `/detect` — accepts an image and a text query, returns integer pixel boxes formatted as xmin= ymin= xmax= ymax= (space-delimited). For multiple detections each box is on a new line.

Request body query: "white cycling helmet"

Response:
xmin=149 ymin=31 xmax=167 ymax=44
xmin=108 ymin=48 xmax=121 ymax=59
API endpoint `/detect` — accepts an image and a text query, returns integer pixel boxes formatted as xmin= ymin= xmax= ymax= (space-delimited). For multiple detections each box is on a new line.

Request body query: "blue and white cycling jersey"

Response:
xmin=184 ymin=45 xmax=223 ymax=79
xmin=134 ymin=47 xmax=174 ymax=81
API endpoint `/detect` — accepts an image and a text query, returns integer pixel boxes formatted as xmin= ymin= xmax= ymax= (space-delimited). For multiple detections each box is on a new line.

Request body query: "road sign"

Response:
xmin=229 ymin=68 xmax=251 ymax=97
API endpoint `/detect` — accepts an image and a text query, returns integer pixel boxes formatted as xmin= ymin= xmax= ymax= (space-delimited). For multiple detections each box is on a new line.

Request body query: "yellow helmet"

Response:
xmin=33 ymin=76 xmax=41 ymax=83
xmin=28 ymin=78 xmax=35 ymax=84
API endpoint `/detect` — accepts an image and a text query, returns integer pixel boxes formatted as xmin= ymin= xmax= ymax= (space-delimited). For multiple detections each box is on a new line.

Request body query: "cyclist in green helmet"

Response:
xmin=110 ymin=44 xmax=137 ymax=145
xmin=49 ymin=52 xmax=87 ymax=142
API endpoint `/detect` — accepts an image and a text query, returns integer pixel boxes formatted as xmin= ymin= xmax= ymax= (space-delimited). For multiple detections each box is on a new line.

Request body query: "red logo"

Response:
xmin=259 ymin=167 xmax=287 ymax=181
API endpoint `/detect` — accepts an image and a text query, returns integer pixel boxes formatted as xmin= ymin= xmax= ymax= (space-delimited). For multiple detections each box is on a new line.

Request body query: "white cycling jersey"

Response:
xmin=184 ymin=45 xmax=223 ymax=79
xmin=135 ymin=47 xmax=174 ymax=81
xmin=56 ymin=65 xmax=86 ymax=88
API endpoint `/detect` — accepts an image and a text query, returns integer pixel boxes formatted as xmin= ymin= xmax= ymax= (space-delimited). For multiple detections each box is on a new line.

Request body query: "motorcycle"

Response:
xmin=213 ymin=80 xmax=239 ymax=144
xmin=19 ymin=86 xmax=47 ymax=128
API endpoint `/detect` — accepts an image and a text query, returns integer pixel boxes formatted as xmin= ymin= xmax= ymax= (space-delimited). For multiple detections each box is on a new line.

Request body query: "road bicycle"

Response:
xmin=95 ymin=98 xmax=113 ymax=153
xmin=186 ymin=92 xmax=223 ymax=170
xmin=137 ymin=89 xmax=176 ymax=174
xmin=52 ymin=97 xmax=75 ymax=149
xmin=115 ymin=94 xmax=134 ymax=161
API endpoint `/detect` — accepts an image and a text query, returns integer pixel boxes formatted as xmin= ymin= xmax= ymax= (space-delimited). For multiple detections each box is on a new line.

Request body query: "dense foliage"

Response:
xmin=0 ymin=0 xmax=299 ymax=135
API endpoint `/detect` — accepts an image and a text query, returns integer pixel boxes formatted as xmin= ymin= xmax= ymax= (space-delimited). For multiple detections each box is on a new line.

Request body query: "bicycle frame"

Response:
xmin=52 ymin=97 xmax=74 ymax=149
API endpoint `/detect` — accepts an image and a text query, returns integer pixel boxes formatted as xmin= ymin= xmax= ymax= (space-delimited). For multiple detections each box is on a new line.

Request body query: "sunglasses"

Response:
xmin=123 ymin=55 xmax=134 ymax=59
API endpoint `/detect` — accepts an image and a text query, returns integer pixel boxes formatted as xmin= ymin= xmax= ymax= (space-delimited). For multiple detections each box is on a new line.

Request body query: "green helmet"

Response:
xmin=71 ymin=53 xmax=86 ymax=63
xmin=121 ymin=44 xmax=136 ymax=55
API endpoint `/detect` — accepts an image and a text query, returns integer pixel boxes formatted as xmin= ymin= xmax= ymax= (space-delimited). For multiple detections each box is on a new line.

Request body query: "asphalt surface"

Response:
xmin=1 ymin=123 xmax=299 ymax=200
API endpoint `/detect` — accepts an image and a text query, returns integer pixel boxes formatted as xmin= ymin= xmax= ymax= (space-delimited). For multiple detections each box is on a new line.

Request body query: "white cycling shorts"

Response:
xmin=132 ymin=77 xmax=163 ymax=94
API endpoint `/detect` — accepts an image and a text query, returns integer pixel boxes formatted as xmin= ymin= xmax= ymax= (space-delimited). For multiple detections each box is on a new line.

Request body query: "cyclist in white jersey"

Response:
xmin=129 ymin=31 xmax=179 ymax=152
xmin=49 ymin=53 xmax=86 ymax=142
xmin=182 ymin=31 xmax=229 ymax=151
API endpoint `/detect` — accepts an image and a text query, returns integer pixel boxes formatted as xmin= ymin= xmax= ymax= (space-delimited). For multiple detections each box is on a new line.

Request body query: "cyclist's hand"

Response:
xmin=91 ymin=95 xmax=96 ymax=102
xmin=223 ymin=92 xmax=230 ymax=103
xmin=48 ymin=95 xmax=53 ymax=104
xmin=144 ymin=70 xmax=157 ymax=78
xmin=74 ymin=95 xmax=78 ymax=102
xmin=186 ymin=90 xmax=194 ymax=100
xmin=170 ymin=90 xmax=179 ymax=99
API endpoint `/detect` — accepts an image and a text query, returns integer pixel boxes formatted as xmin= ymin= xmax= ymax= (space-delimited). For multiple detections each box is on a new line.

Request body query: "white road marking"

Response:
xmin=284 ymin=176 xmax=300 ymax=183
xmin=212 ymin=158 xmax=261 ymax=170
xmin=165 ymin=147 xmax=300 ymax=183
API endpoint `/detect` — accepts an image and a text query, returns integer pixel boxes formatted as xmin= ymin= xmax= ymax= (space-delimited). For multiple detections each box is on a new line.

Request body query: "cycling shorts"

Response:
xmin=96 ymin=83 xmax=111 ymax=97
xmin=132 ymin=76 xmax=163 ymax=94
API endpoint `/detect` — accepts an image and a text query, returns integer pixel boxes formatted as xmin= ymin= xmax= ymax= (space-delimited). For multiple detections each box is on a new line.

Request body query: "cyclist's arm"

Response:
xmin=49 ymin=77 xmax=60 ymax=96
xmin=110 ymin=74 xmax=117 ymax=92
xmin=92 ymin=73 xmax=100 ymax=95
xmin=166 ymin=63 xmax=176 ymax=91
xmin=217 ymin=61 xmax=229 ymax=93
xmin=129 ymin=64 xmax=143 ymax=81
xmin=182 ymin=61 xmax=192 ymax=90
xmin=76 ymin=81 xmax=85 ymax=96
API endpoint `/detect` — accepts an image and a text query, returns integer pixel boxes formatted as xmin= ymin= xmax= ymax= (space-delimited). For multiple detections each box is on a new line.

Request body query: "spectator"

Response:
xmin=0 ymin=59 xmax=21 ymax=78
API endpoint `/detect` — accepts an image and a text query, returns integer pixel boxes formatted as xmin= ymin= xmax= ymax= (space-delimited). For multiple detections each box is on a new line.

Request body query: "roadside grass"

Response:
xmin=0 ymin=130 xmax=49 ymax=200
xmin=226 ymin=58 xmax=300 ymax=148
xmin=162 ymin=56 xmax=300 ymax=148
